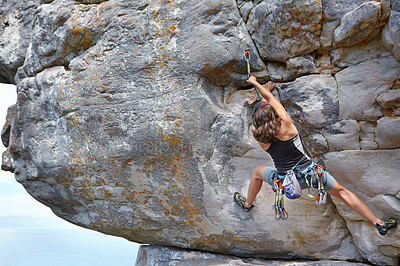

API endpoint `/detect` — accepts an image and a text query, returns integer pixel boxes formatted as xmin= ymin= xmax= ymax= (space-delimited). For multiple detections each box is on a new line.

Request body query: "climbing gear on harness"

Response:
xmin=282 ymin=169 xmax=302 ymax=199
xmin=234 ymin=192 xmax=254 ymax=212
xmin=315 ymin=164 xmax=327 ymax=205
xmin=297 ymin=163 xmax=327 ymax=205
xmin=270 ymin=162 xmax=328 ymax=220
xmin=272 ymin=180 xmax=288 ymax=220
xmin=243 ymin=48 xmax=262 ymax=100
xmin=376 ymin=218 xmax=398 ymax=235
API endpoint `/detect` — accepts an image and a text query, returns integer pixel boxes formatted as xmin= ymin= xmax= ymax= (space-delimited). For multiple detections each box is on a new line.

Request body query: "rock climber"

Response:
xmin=234 ymin=76 xmax=398 ymax=236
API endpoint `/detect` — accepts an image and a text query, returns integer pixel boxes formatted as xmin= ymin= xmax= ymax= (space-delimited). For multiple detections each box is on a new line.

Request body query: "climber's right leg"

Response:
xmin=234 ymin=166 xmax=274 ymax=212
xmin=244 ymin=166 xmax=269 ymax=208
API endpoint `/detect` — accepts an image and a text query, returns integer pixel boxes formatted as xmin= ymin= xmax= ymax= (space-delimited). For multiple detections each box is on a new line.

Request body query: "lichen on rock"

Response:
xmin=0 ymin=0 xmax=399 ymax=265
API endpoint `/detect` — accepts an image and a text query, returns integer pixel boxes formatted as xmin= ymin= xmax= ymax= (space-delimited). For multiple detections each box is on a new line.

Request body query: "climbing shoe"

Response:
xmin=233 ymin=192 xmax=253 ymax=212
xmin=376 ymin=218 xmax=398 ymax=236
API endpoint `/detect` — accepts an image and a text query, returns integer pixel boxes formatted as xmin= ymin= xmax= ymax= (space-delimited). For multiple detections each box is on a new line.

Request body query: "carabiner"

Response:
xmin=273 ymin=180 xmax=280 ymax=192
xmin=315 ymin=164 xmax=324 ymax=176
xmin=243 ymin=49 xmax=251 ymax=61
xmin=243 ymin=49 xmax=251 ymax=79
xmin=316 ymin=190 xmax=327 ymax=205
xmin=281 ymin=208 xmax=288 ymax=220
xmin=321 ymin=191 xmax=327 ymax=204
xmin=275 ymin=206 xmax=282 ymax=220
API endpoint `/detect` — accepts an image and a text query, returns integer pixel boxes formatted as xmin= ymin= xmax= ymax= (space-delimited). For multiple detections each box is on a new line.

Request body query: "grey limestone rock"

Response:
xmin=332 ymin=32 xmax=392 ymax=68
xmin=0 ymin=0 xmax=41 ymax=83
xmin=320 ymin=0 xmax=370 ymax=47
xmin=246 ymin=0 xmax=322 ymax=62
xmin=382 ymin=11 xmax=400 ymax=61
xmin=334 ymin=1 xmax=382 ymax=48
xmin=336 ymin=56 xmax=400 ymax=121
xmin=1 ymin=0 xmax=400 ymax=265
xmin=267 ymin=55 xmax=316 ymax=82
xmin=323 ymin=120 xmax=360 ymax=151
xmin=376 ymin=89 xmax=400 ymax=109
xmin=393 ymin=0 xmax=400 ymax=12
xmin=375 ymin=116 xmax=400 ymax=148
xmin=359 ymin=141 xmax=378 ymax=150
xmin=324 ymin=150 xmax=400 ymax=266
xmin=135 ymin=245 xmax=371 ymax=266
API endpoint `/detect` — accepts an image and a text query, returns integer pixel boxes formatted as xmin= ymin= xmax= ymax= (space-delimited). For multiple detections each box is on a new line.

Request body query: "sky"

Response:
xmin=0 ymin=83 xmax=56 ymax=217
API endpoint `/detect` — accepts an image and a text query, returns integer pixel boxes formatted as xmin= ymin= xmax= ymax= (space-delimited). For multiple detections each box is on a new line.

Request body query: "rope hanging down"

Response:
xmin=243 ymin=49 xmax=262 ymax=100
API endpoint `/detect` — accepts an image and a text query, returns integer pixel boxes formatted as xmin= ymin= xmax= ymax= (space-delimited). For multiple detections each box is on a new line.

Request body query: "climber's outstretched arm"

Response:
xmin=247 ymin=76 xmax=290 ymax=124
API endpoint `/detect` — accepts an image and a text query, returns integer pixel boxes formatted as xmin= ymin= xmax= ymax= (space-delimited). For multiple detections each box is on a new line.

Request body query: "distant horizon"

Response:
xmin=0 ymin=215 xmax=139 ymax=266
xmin=0 ymin=214 xmax=81 ymax=229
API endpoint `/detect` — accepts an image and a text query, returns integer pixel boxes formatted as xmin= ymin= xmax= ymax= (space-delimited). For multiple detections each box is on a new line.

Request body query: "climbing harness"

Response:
xmin=273 ymin=162 xmax=328 ymax=220
xmin=243 ymin=48 xmax=262 ymax=100
xmin=297 ymin=163 xmax=327 ymax=205
xmin=273 ymin=180 xmax=288 ymax=220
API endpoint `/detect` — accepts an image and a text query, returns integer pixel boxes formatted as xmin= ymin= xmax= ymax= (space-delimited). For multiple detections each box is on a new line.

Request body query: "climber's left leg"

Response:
xmin=326 ymin=180 xmax=383 ymax=226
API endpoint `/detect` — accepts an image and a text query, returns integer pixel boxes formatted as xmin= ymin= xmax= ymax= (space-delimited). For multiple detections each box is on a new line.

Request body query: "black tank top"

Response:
xmin=266 ymin=134 xmax=311 ymax=175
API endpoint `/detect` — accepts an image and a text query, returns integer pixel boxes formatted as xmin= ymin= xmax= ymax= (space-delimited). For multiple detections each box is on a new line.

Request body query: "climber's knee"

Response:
xmin=254 ymin=166 xmax=267 ymax=178
xmin=327 ymin=180 xmax=348 ymax=200
xmin=261 ymin=167 xmax=278 ymax=186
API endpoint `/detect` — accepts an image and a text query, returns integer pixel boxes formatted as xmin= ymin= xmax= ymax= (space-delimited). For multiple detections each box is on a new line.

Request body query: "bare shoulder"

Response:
xmin=277 ymin=121 xmax=298 ymax=140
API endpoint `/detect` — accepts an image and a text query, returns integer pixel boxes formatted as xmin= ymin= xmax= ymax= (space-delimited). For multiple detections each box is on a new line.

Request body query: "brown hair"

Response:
xmin=252 ymin=105 xmax=282 ymax=143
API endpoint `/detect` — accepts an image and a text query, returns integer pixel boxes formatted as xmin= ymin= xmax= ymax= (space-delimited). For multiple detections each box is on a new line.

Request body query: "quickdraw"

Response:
xmin=272 ymin=163 xmax=327 ymax=220
xmin=301 ymin=164 xmax=327 ymax=205
xmin=243 ymin=49 xmax=251 ymax=79
xmin=272 ymin=180 xmax=288 ymax=220
xmin=315 ymin=164 xmax=327 ymax=205
xmin=243 ymin=49 xmax=262 ymax=101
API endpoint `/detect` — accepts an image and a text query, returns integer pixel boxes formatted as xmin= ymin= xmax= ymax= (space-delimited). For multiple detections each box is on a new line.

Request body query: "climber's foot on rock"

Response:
xmin=376 ymin=218 xmax=398 ymax=235
xmin=234 ymin=192 xmax=253 ymax=212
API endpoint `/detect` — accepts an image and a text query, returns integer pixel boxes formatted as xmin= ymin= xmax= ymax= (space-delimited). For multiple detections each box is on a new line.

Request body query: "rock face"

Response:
xmin=1 ymin=0 xmax=399 ymax=265
xmin=135 ymin=245 xmax=371 ymax=266
xmin=334 ymin=1 xmax=382 ymax=47
xmin=245 ymin=0 xmax=322 ymax=62
xmin=0 ymin=0 xmax=40 ymax=83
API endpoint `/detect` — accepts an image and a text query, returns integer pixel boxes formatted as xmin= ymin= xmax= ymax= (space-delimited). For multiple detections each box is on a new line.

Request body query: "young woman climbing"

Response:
xmin=234 ymin=76 xmax=397 ymax=236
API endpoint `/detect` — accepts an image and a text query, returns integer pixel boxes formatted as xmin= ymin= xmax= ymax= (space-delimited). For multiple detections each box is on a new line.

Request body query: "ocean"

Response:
xmin=0 ymin=220 xmax=139 ymax=266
